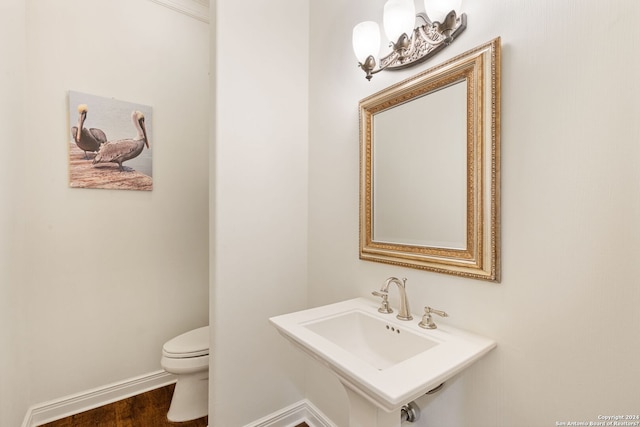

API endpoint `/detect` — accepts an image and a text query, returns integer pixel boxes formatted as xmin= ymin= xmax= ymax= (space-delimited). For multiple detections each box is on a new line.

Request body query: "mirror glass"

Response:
xmin=359 ymin=38 xmax=501 ymax=281
xmin=373 ymin=80 xmax=467 ymax=249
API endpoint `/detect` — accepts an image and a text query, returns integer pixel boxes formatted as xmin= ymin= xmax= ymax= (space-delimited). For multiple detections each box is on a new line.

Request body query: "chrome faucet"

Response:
xmin=380 ymin=277 xmax=413 ymax=321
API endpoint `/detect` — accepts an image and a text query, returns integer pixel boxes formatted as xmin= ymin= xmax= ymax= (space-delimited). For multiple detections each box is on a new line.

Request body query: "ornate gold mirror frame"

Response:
xmin=359 ymin=38 xmax=501 ymax=281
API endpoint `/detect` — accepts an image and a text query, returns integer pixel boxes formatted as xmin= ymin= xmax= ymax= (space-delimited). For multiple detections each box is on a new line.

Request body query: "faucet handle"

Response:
xmin=372 ymin=291 xmax=393 ymax=314
xmin=418 ymin=306 xmax=449 ymax=329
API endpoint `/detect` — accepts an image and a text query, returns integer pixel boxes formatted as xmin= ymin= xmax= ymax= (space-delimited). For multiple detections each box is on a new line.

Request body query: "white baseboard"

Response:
xmin=22 ymin=373 xmax=335 ymax=427
xmin=22 ymin=370 xmax=176 ymax=427
xmin=243 ymin=399 xmax=337 ymax=427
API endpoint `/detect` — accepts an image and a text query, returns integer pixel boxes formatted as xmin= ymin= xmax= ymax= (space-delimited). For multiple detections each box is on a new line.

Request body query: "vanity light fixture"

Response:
xmin=352 ymin=0 xmax=466 ymax=80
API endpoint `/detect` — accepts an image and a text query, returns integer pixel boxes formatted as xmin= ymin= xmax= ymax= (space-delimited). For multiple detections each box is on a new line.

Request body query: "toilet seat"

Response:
xmin=162 ymin=326 xmax=209 ymax=359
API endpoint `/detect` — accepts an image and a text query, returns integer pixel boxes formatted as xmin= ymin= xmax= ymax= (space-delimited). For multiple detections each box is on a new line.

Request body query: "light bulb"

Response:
xmin=424 ymin=0 xmax=462 ymax=23
xmin=352 ymin=21 xmax=381 ymax=64
xmin=383 ymin=0 xmax=416 ymax=43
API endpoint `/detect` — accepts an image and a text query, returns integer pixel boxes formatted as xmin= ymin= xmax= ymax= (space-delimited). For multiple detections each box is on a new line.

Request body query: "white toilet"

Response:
xmin=161 ymin=326 xmax=209 ymax=422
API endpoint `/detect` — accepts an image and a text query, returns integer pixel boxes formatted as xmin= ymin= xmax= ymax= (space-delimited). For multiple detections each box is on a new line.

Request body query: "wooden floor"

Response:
xmin=40 ymin=384 xmax=207 ymax=427
xmin=38 ymin=383 xmax=310 ymax=427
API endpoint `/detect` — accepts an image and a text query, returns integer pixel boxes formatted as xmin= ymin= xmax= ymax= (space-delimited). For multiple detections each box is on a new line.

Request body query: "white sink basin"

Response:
xmin=304 ymin=310 xmax=439 ymax=371
xmin=270 ymin=297 xmax=496 ymax=412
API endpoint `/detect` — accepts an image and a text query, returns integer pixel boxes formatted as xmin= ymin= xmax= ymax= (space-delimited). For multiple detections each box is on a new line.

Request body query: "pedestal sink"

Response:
xmin=270 ymin=298 xmax=496 ymax=427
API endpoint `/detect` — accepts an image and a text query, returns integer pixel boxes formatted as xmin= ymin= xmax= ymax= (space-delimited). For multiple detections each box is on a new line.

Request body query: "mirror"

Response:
xmin=359 ymin=38 xmax=501 ymax=281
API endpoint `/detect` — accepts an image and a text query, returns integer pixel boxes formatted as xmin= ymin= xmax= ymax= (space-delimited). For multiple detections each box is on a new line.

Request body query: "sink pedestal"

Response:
xmin=344 ymin=385 xmax=401 ymax=427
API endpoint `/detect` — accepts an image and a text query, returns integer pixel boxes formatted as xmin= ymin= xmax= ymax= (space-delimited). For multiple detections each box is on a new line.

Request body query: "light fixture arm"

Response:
xmin=355 ymin=10 xmax=467 ymax=80
xmin=358 ymin=31 xmax=415 ymax=81
xmin=357 ymin=55 xmax=381 ymax=81
xmin=416 ymin=12 xmax=431 ymax=25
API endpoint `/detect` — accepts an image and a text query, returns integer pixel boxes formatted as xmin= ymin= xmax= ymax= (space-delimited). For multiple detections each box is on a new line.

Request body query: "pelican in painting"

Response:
xmin=71 ymin=104 xmax=107 ymax=159
xmin=92 ymin=110 xmax=149 ymax=172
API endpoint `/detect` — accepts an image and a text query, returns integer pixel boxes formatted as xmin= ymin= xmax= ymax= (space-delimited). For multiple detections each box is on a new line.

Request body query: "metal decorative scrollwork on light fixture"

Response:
xmin=353 ymin=0 xmax=467 ymax=80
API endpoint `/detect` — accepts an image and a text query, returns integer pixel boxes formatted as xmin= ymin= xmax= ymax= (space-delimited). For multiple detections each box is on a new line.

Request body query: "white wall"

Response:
xmin=0 ymin=1 xmax=209 ymax=425
xmin=0 ymin=1 xmax=29 ymax=426
xmin=308 ymin=0 xmax=640 ymax=426
xmin=5 ymin=1 xmax=639 ymax=426
xmin=210 ymin=0 xmax=310 ymax=425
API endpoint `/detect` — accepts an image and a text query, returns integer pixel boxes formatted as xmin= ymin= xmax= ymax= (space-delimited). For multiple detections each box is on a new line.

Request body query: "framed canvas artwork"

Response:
xmin=68 ymin=90 xmax=153 ymax=191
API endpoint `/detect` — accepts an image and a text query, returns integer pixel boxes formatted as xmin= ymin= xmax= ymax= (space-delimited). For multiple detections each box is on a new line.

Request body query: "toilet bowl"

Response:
xmin=161 ymin=326 xmax=209 ymax=422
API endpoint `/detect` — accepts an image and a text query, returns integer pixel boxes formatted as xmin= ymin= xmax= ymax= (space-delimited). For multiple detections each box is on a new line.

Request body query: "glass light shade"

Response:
xmin=424 ymin=0 xmax=462 ymax=23
xmin=353 ymin=21 xmax=381 ymax=64
xmin=383 ymin=0 xmax=416 ymax=43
